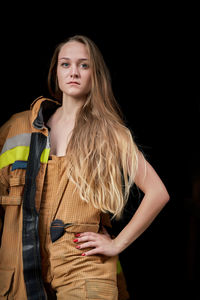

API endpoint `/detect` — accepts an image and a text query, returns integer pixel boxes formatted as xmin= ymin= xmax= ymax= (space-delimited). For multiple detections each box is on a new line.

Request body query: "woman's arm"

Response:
xmin=73 ymin=151 xmax=170 ymax=256
xmin=113 ymin=151 xmax=170 ymax=253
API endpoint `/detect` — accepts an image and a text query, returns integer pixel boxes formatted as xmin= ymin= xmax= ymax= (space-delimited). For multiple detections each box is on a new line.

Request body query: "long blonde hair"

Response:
xmin=48 ymin=35 xmax=139 ymax=220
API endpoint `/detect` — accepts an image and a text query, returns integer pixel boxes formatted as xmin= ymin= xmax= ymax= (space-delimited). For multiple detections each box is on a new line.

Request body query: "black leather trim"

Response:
xmin=33 ymin=100 xmax=60 ymax=130
xmin=22 ymin=132 xmax=47 ymax=300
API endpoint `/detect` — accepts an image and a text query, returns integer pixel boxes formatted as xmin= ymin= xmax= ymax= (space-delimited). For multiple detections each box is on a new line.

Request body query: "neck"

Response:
xmin=59 ymin=94 xmax=85 ymax=121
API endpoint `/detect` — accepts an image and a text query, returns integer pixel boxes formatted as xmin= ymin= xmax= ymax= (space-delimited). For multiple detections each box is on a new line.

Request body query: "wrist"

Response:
xmin=113 ymin=234 xmax=132 ymax=254
xmin=112 ymin=237 xmax=124 ymax=255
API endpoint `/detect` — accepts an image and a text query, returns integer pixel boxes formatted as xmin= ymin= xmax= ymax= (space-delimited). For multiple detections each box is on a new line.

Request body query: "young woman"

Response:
xmin=0 ymin=35 xmax=169 ymax=300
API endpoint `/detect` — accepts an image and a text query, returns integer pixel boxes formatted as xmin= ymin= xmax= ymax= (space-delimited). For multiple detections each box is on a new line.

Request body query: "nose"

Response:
xmin=70 ymin=64 xmax=79 ymax=78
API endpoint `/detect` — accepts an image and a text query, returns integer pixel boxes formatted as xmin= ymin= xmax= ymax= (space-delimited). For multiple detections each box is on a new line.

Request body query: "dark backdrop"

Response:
xmin=1 ymin=5 xmax=199 ymax=300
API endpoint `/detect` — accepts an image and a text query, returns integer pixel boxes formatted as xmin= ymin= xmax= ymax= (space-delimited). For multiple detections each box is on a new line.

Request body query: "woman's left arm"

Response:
xmin=113 ymin=151 xmax=170 ymax=253
xmin=73 ymin=151 xmax=170 ymax=256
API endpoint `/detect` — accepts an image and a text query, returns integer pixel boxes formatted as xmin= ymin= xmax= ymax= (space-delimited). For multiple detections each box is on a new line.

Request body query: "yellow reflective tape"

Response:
xmin=0 ymin=146 xmax=50 ymax=169
xmin=40 ymin=148 xmax=50 ymax=163
xmin=0 ymin=146 xmax=30 ymax=169
xmin=117 ymin=259 xmax=122 ymax=274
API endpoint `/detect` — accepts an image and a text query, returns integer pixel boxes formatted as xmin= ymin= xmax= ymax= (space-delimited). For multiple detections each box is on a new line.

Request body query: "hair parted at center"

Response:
xmin=48 ymin=35 xmax=139 ymax=220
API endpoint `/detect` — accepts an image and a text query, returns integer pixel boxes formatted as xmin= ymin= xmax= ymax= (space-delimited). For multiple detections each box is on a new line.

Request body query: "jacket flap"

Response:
xmin=65 ymin=223 xmax=99 ymax=233
xmin=0 ymin=269 xmax=14 ymax=296
xmin=0 ymin=196 xmax=22 ymax=205
xmin=10 ymin=176 xmax=25 ymax=186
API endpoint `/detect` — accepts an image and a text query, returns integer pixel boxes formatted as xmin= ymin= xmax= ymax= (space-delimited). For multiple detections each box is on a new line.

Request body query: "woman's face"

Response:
xmin=57 ymin=41 xmax=92 ymax=100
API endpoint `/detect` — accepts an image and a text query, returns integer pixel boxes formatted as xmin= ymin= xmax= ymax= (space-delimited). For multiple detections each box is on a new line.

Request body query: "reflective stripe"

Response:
xmin=41 ymin=148 xmax=50 ymax=163
xmin=0 ymin=133 xmax=31 ymax=155
xmin=0 ymin=136 xmax=50 ymax=169
xmin=117 ymin=259 xmax=122 ymax=274
xmin=0 ymin=146 xmax=30 ymax=169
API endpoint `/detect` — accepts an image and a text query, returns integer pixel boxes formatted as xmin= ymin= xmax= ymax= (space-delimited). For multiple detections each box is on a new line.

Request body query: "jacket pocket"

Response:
xmin=50 ymin=223 xmax=100 ymax=244
xmin=0 ymin=196 xmax=22 ymax=206
xmin=0 ymin=269 xmax=14 ymax=299
xmin=64 ymin=223 xmax=100 ymax=234
xmin=85 ymin=278 xmax=118 ymax=300
xmin=0 ymin=176 xmax=25 ymax=206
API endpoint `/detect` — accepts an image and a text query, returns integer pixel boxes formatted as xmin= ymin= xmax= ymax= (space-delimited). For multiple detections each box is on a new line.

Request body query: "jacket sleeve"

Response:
xmin=0 ymin=181 xmax=7 ymax=245
xmin=0 ymin=120 xmax=11 ymax=244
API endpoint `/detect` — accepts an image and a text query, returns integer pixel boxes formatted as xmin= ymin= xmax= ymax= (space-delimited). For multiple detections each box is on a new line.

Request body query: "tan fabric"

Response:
xmin=43 ymin=279 xmax=118 ymax=300
xmin=0 ymin=97 xmax=130 ymax=299
xmin=39 ymin=155 xmax=118 ymax=299
xmin=57 ymin=279 xmax=118 ymax=300
xmin=0 ymin=167 xmax=27 ymax=299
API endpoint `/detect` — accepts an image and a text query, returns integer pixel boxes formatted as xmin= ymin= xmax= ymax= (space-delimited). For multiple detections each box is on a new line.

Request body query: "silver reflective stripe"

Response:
xmin=1 ymin=133 xmax=50 ymax=155
xmin=0 ymin=133 xmax=31 ymax=155
xmin=46 ymin=134 xmax=50 ymax=148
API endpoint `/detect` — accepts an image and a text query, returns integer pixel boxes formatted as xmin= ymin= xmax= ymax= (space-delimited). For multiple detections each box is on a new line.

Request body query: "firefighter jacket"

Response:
xmin=0 ymin=96 xmax=129 ymax=300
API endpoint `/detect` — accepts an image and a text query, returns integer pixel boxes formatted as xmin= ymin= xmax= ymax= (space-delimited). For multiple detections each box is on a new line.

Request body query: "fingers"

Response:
xmin=75 ymin=241 xmax=96 ymax=250
xmin=81 ymin=248 xmax=100 ymax=256
xmin=73 ymin=232 xmax=103 ymax=256
xmin=73 ymin=232 xmax=98 ymax=251
xmin=74 ymin=232 xmax=96 ymax=244
xmin=73 ymin=231 xmax=113 ymax=257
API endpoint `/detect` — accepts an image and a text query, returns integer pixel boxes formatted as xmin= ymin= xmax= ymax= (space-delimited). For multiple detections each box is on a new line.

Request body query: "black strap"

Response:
xmin=22 ymin=132 xmax=47 ymax=300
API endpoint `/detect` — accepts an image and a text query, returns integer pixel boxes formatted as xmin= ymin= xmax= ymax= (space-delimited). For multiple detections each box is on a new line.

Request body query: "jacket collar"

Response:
xmin=30 ymin=96 xmax=61 ymax=132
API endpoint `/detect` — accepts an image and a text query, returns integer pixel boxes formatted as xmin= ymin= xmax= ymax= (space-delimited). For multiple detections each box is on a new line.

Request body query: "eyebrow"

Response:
xmin=58 ymin=57 xmax=89 ymax=61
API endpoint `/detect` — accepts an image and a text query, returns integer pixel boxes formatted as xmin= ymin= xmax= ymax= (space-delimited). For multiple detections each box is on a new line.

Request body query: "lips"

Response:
xmin=67 ymin=81 xmax=80 ymax=85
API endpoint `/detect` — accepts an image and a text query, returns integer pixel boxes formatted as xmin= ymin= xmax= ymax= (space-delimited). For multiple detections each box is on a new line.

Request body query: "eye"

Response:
xmin=81 ymin=63 xmax=89 ymax=69
xmin=61 ymin=62 xmax=70 ymax=68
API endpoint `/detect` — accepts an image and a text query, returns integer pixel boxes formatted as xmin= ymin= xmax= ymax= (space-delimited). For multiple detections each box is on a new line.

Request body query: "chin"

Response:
xmin=63 ymin=91 xmax=86 ymax=99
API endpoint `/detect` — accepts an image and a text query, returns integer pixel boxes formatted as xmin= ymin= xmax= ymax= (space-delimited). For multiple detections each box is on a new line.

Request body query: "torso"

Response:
xmin=46 ymin=109 xmax=75 ymax=157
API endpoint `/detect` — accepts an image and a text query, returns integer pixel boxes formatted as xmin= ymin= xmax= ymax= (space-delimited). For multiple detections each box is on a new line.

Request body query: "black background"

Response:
xmin=1 ymin=4 xmax=199 ymax=299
